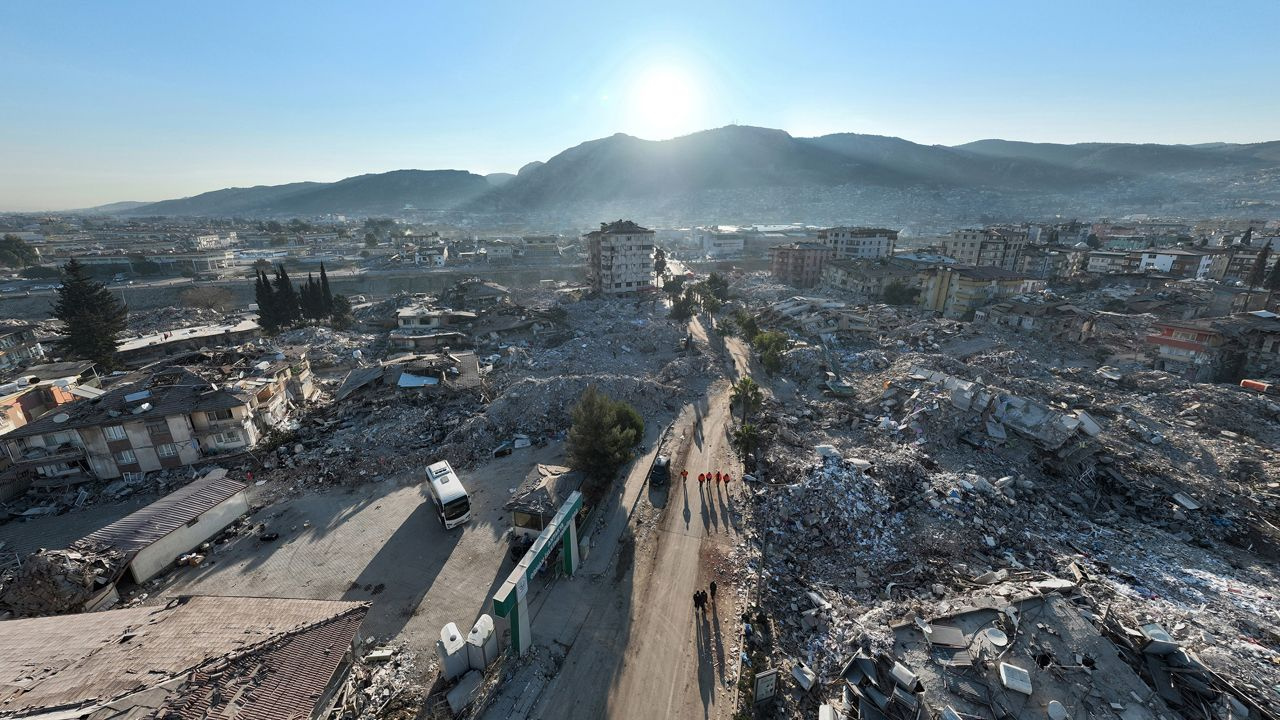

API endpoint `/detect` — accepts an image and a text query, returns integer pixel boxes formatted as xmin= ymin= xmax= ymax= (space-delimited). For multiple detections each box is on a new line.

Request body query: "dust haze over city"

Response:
xmin=0 ymin=2 xmax=1279 ymax=720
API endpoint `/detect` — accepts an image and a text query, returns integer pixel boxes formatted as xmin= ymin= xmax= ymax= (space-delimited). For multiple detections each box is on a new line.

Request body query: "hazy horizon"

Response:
xmin=3 ymin=0 xmax=1279 ymax=211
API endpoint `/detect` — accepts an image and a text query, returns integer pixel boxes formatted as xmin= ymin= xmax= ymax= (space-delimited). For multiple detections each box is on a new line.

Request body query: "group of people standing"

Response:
xmin=678 ymin=468 xmax=733 ymax=489
xmin=693 ymin=581 xmax=718 ymax=613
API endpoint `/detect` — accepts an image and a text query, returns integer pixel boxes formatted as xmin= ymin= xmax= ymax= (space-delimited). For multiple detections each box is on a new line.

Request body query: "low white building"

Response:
xmin=699 ymin=227 xmax=746 ymax=257
xmin=75 ymin=468 xmax=249 ymax=583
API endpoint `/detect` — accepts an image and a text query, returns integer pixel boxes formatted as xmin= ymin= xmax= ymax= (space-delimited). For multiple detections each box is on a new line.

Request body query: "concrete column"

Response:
xmin=509 ymin=594 xmax=532 ymax=655
xmin=562 ymin=519 xmax=579 ymax=575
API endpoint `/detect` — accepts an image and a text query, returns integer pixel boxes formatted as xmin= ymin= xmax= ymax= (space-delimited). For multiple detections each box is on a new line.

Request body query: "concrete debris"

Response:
xmin=0 ymin=544 xmax=125 ymax=616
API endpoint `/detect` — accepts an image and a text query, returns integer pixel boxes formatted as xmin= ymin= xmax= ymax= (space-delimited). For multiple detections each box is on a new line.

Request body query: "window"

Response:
xmin=206 ymin=409 xmax=233 ymax=422
xmin=147 ymin=421 xmax=169 ymax=437
xmin=104 ymin=425 xmax=127 ymax=441
xmin=215 ymin=430 xmax=241 ymax=445
xmin=157 ymin=442 xmax=179 ymax=458
xmin=114 ymin=449 xmax=137 ymax=465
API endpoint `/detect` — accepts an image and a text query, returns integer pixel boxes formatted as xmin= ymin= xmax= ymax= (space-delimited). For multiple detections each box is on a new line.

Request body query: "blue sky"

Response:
xmin=2 ymin=0 xmax=1278 ymax=210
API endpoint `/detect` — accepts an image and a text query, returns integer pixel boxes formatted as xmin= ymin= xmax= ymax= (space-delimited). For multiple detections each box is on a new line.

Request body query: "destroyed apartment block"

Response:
xmin=1146 ymin=310 xmax=1280 ymax=382
xmin=0 ymin=468 xmax=247 ymax=615
xmin=761 ymin=296 xmax=877 ymax=336
xmin=391 ymin=304 xmax=478 ymax=351
xmin=0 ymin=325 xmax=47 ymax=373
xmin=113 ymin=315 xmax=261 ymax=368
xmin=334 ymin=349 xmax=482 ymax=401
xmin=0 ymin=595 xmax=369 ymax=720
xmin=973 ymin=300 xmax=1097 ymax=344
xmin=852 ymin=593 xmax=1182 ymax=720
xmin=0 ymin=366 xmax=282 ymax=484
xmin=895 ymin=366 xmax=1102 ymax=455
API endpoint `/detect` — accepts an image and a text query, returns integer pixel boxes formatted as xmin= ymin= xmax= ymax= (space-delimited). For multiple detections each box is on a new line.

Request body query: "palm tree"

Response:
xmin=733 ymin=423 xmax=760 ymax=462
xmin=730 ymin=376 xmax=764 ymax=424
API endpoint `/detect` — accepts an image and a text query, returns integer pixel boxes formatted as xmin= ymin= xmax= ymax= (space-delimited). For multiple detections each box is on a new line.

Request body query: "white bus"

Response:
xmin=427 ymin=460 xmax=471 ymax=529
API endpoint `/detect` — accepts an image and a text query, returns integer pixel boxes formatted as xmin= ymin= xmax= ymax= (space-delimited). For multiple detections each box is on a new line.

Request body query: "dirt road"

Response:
xmin=606 ymin=380 xmax=744 ymax=720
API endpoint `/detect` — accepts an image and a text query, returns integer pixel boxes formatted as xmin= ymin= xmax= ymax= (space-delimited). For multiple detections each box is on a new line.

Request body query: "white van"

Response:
xmin=427 ymin=460 xmax=471 ymax=529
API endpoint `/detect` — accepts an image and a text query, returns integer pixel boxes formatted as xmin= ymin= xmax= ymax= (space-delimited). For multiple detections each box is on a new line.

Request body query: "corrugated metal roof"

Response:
xmin=0 ymin=595 xmax=369 ymax=718
xmin=75 ymin=469 xmax=246 ymax=554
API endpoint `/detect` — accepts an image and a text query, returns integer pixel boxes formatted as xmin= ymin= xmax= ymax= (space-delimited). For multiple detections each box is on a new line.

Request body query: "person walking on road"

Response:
xmin=709 ymin=581 xmax=718 ymax=605
xmin=714 ymin=470 xmax=722 ymax=483
xmin=680 ymin=469 xmax=689 ymax=485
xmin=697 ymin=472 xmax=705 ymax=487
xmin=693 ymin=591 xmax=702 ymax=613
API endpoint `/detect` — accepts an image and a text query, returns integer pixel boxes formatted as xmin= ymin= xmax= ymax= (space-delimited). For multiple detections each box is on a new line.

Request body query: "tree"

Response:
xmin=330 ymin=294 xmax=354 ymax=330
xmin=180 ymin=286 xmax=234 ymax=311
xmin=663 ymin=275 xmax=686 ymax=299
xmin=730 ymin=376 xmax=764 ymax=424
xmin=255 ymin=270 xmax=280 ymax=332
xmin=566 ymin=385 xmax=644 ymax=480
xmin=705 ymin=272 xmax=730 ymax=301
xmin=732 ymin=423 xmax=760 ymax=463
xmin=1241 ymin=227 xmax=1254 ymax=247
xmin=319 ymin=263 xmax=334 ymax=316
xmin=653 ymin=246 xmax=667 ymax=285
xmin=51 ymin=259 xmax=128 ymax=369
xmin=0 ymin=234 xmax=40 ymax=267
xmin=1085 ymin=234 xmax=1101 ymax=249
xmin=734 ymin=309 xmax=759 ymax=343
xmin=752 ymin=331 xmax=789 ymax=375
xmin=364 ymin=233 xmax=379 ymax=248
xmin=670 ymin=293 xmax=697 ymax=321
xmin=300 ymin=273 xmax=322 ymax=320
xmin=272 ymin=264 xmax=300 ymax=324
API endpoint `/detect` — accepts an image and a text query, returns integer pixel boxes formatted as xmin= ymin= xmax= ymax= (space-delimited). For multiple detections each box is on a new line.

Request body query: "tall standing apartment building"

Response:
xmin=818 ymin=227 xmax=898 ymax=260
xmin=586 ymin=220 xmax=656 ymax=295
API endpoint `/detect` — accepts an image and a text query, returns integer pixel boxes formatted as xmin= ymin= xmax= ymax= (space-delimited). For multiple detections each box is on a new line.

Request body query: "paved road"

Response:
xmin=157 ymin=444 xmax=565 ymax=665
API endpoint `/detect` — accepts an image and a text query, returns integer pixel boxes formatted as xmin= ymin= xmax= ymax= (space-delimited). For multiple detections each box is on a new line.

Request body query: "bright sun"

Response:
xmin=628 ymin=65 xmax=701 ymax=139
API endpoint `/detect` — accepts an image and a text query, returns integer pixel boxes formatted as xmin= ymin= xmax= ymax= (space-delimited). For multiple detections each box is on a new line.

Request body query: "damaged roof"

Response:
xmin=0 ymin=367 xmax=249 ymax=441
xmin=0 ymin=595 xmax=369 ymax=719
xmin=75 ymin=468 xmax=246 ymax=555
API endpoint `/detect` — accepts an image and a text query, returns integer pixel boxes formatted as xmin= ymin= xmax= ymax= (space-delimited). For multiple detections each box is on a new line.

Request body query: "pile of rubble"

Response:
xmin=127 ymin=306 xmax=224 ymax=334
xmin=330 ymin=643 xmax=430 ymax=720
xmin=275 ymin=325 xmax=381 ymax=369
xmin=0 ymin=544 xmax=125 ymax=616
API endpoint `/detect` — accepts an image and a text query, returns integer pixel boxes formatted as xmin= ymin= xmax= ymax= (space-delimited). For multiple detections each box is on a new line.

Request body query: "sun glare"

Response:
xmin=628 ymin=65 xmax=701 ymax=139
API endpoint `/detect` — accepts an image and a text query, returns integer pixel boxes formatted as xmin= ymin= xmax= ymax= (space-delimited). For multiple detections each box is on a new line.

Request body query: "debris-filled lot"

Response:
xmin=726 ymin=271 xmax=1280 ymax=719
xmin=2 ymin=270 xmax=1278 ymax=720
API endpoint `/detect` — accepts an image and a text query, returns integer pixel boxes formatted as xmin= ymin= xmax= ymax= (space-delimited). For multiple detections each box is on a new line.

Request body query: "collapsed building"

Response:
xmin=0 ymin=595 xmax=370 ymax=719
xmin=0 ymin=353 xmax=315 ymax=486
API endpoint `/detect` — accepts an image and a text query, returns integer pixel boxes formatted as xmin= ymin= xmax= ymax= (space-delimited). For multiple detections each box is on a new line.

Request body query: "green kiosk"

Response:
xmin=492 ymin=490 xmax=583 ymax=655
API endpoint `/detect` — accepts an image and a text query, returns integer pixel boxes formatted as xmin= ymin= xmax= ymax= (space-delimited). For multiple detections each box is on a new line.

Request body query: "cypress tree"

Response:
xmin=52 ymin=259 xmax=129 ymax=369
xmin=273 ymin=264 xmax=300 ymax=324
xmin=319 ymin=262 xmax=334 ymax=317
xmin=255 ymin=270 xmax=280 ymax=331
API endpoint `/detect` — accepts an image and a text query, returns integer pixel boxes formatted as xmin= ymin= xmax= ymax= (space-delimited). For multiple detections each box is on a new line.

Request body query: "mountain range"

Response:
xmin=103 ymin=125 xmax=1280 ymax=224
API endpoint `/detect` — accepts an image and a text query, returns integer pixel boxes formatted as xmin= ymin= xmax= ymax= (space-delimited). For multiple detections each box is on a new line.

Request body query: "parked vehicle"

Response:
xmin=426 ymin=460 xmax=471 ymax=529
xmin=649 ymin=455 xmax=671 ymax=486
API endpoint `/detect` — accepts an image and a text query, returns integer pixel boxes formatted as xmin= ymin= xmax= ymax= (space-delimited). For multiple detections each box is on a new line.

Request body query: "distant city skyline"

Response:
xmin=2 ymin=0 xmax=1278 ymax=211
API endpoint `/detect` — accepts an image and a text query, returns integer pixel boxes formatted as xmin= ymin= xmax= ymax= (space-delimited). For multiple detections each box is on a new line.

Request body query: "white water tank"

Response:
xmin=466 ymin=614 xmax=497 ymax=670
xmin=436 ymin=622 xmax=468 ymax=680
